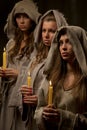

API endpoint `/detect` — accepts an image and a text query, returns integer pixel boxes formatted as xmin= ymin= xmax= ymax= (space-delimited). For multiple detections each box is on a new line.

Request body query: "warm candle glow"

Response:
xmin=27 ymin=71 xmax=31 ymax=87
xmin=3 ymin=48 xmax=7 ymax=69
xmin=48 ymin=80 xmax=53 ymax=105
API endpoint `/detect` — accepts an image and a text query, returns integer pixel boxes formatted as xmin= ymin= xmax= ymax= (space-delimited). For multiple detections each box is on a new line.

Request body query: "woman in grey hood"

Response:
xmin=4 ymin=0 xmax=41 ymax=39
xmin=19 ymin=10 xmax=68 ymax=130
xmin=34 ymin=26 xmax=87 ymax=130
xmin=0 ymin=0 xmax=41 ymax=130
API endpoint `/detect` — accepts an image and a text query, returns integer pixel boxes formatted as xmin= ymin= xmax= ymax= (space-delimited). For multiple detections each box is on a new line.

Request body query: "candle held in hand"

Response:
xmin=3 ymin=48 xmax=7 ymax=69
xmin=27 ymin=71 xmax=31 ymax=87
xmin=48 ymin=81 xmax=53 ymax=105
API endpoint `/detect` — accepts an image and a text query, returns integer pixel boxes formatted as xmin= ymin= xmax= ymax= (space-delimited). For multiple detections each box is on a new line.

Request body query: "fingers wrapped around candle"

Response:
xmin=0 ymin=68 xmax=18 ymax=77
xmin=22 ymin=94 xmax=38 ymax=106
xmin=0 ymin=67 xmax=5 ymax=77
xmin=42 ymin=105 xmax=60 ymax=124
xmin=20 ymin=85 xmax=33 ymax=95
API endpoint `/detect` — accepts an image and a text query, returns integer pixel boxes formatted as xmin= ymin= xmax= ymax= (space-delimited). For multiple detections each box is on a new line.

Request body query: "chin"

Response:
xmin=44 ymin=43 xmax=50 ymax=46
xmin=62 ymin=57 xmax=69 ymax=60
xmin=20 ymin=28 xmax=27 ymax=31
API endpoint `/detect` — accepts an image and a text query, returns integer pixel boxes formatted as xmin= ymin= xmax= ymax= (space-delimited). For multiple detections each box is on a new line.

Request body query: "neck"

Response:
xmin=67 ymin=60 xmax=76 ymax=73
xmin=23 ymin=33 xmax=29 ymax=41
xmin=45 ymin=46 xmax=50 ymax=55
xmin=19 ymin=33 xmax=28 ymax=52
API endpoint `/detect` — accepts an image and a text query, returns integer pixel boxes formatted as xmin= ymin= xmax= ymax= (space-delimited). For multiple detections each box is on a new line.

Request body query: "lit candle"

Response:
xmin=48 ymin=80 xmax=53 ymax=105
xmin=3 ymin=48 xmax=7 ymax=69
xmin=27 ymin=71 xmax=31 ymax=87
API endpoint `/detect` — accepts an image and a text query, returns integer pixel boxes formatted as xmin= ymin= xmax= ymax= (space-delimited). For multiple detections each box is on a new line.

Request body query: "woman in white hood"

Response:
xmin=0 ymin=0 xmax=41 ymax=130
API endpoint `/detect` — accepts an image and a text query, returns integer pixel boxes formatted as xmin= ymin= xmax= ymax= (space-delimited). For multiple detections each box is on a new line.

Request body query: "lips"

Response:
xmin=19 ymin=25 xmax=26 ymax=28
xmin=61 ymin=52 xmax=68 ymax=56
xmin=43 ymin=39 xmax=50 ymax=45
xmin=44 ymin=40 xmax=49 ymax=43
xmin=44 ymin=39 xmax=49 ymax=42
xmin=43 ymin=40 xmax=51 ymax=46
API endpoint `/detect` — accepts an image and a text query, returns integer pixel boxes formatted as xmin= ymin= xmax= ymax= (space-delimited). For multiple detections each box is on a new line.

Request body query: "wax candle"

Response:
xmin=48 ymin=80 xmax=53 ymax=105
xmin=3 ymin=48 xmax=7 ymax=69
xmin=27 ymin=71 xmax=31 ymax=87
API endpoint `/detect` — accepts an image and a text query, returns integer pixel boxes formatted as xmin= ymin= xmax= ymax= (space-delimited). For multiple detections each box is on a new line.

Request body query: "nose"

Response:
xmin=20 ymin=17 xmax=24 ymax=23
xmin=62 ymin=43 xmax=67 ymax=50
xmin=45 ymin=31 xmax=49 ymax=38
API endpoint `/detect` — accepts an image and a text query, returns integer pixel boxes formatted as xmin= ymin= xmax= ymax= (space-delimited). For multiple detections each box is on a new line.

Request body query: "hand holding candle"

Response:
xmin=48 ymin=80 xmax=53 ymax=105
xmin=3 ymin=48 xmax=7 ymax=69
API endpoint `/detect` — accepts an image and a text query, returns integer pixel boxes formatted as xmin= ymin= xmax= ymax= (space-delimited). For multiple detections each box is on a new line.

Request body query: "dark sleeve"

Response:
xmin=74 ymin=113 xmax=87 ymax=130
xmin=58 ymin=109 xmax=87 ymax=130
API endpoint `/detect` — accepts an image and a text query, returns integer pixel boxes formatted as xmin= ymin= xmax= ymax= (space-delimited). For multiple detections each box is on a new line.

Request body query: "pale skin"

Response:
xmin=0 ymin=68 xmax=18 ymax=78
xmin=16 ymin=13 xmax=33 ymax=53
xmin=20 ymin=85 xmax=37 ymax=106
xmin=42 ymin=21 xmax=57 ymax=46
xmin=59 ymin=35 xmax=76 ymax=90
xmin=42 ymin=34 xmax=76 ymax=124
xmin=20 ymin=20 xmax=57 ymax=106
xmin=0 ymin=14 xmax=32 ymax=78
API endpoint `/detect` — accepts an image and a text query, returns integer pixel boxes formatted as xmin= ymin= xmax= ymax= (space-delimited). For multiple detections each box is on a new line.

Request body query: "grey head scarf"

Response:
xmin=34 ymin=9 xmax=68 ymax=45
xmin=4 ymin=0 xmax=41 ymax=39
xmin=44 ymin=26 xmax=87 ymax=76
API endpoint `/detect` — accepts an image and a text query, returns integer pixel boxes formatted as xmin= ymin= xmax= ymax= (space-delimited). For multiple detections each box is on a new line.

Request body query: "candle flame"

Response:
xmin=4 ymin=48 xmax=6 ymax=51
xmin=49 ymin=80 xmax=52 ymax=86
xmin=28 ymin=71 xmax=30 ymax=76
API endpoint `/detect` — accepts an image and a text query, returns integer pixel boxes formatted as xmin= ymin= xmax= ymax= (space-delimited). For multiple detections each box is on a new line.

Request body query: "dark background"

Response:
xmin=0 ymin=0 xmax=87 ymax=66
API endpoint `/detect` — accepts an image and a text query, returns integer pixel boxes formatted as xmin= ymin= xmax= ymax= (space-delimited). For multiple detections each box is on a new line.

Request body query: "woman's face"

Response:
xmin=42 ymin=21 xmax=57 ymax=46
xmin=15 ymin=13 xmax=32 ymax=32
xmin=59 ymin=34 xmax=75 ymax=62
